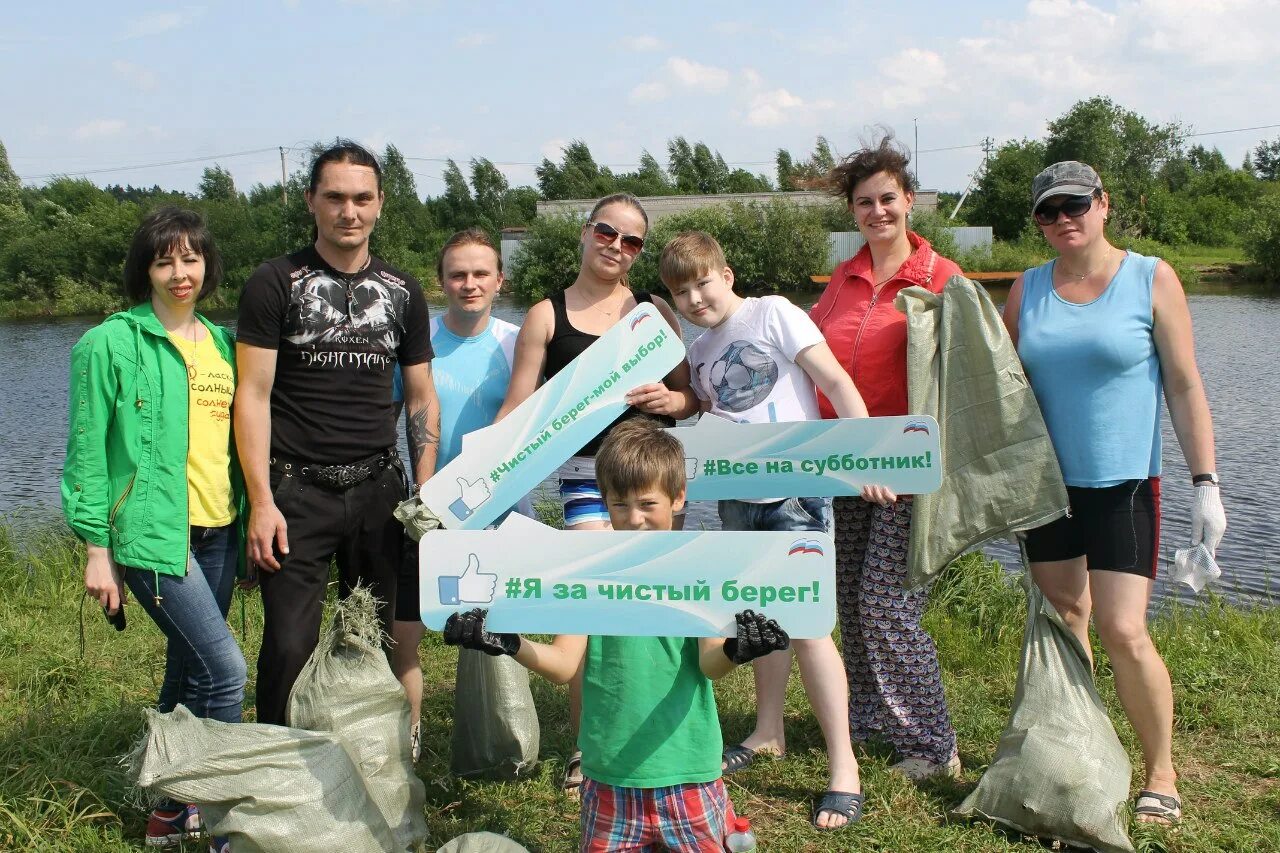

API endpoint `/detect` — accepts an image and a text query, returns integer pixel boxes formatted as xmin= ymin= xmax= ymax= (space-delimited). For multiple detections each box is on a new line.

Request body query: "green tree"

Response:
xmin=968 ymin=139 xmax=1047 ymax=239
xmin=1044 ymin=96 xmax=1185 ymax=234
xmin=508 ymin=214 xmax=585 ymax=298
xmin=616 ymin=151 xmax=674 ymax=197
xmin=0 ymin=139 xmax=21 ymax=209
xmin=1243 ymin=195 xmax=1280 ymax=272
xmin=536 ymin=140 xmax=616 ymax=200
xmin=667 ymin=138 xmax=731 ymax=194
xmin=1253 ymin=136 xmax=1280 ymax=181
xmin=776 ymin=149 xmax=797 ymax=190
xmin=372 ymin=144 xmax=432 ymax=279
xmin=628 ymin=199 xmax=828 ymax=292
xmin=198 ymin=165 xmax=238 ymax=202
xmin=470 ymin=157 xmax=509 ymax=228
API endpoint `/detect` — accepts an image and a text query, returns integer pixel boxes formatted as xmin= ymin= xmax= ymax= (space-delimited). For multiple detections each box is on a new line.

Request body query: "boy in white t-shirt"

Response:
xmin=627 ymin=231 xmax=892 ymax=831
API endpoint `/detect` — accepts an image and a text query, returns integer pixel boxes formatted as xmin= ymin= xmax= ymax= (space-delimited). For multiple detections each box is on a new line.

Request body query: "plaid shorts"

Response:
xmin=580 ymin=777 xmax=735 ymax=852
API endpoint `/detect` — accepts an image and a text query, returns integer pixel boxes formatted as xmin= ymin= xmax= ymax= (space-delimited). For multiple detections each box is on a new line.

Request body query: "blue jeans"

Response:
xmin=124 ymin=525 xmax=246 ymax=724
xmin=718 ymin=496 xmax=831 ymax=533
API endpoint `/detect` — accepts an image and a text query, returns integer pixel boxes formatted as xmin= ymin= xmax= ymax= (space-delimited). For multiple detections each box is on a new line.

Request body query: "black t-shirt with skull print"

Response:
xmin=237 ymin=245 xmax=433 ymax=464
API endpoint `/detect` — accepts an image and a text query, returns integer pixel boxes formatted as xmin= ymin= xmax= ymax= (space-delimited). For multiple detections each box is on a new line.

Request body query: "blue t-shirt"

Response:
xmin=394 ymin=316 xmax=519 ymax=468
xmin=430 ymin=315 xmax=520 ymax=468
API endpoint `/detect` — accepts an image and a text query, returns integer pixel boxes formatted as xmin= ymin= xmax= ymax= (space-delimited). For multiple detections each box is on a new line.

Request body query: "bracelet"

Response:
xmin=1191 ymin=473 xmax=1220 ymax=486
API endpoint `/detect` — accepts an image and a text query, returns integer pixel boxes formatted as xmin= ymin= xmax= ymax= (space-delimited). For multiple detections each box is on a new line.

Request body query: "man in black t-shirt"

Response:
xmin=234 ymin=141 xmax=440 ymax=725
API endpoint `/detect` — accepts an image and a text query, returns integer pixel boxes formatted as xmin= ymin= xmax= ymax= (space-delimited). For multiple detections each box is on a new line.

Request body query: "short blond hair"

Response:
xmin=659 ymin=230 xmax=727 ymax=289
xmin=596 ymin=418 xmax=686 ymax=503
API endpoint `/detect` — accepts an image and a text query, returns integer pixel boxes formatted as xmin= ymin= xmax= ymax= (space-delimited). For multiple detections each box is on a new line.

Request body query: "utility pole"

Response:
xmin=914 ymin=118 xmax=919 ymax=185
xmin=949 ymin=136 xmax=995 ymax=220
xmin=279 ymin=146 xmax=288 ymax=206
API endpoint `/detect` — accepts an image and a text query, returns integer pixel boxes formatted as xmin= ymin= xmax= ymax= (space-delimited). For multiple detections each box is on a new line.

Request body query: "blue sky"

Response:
xmin=4 ymin=1 xmax=1278 ymax=196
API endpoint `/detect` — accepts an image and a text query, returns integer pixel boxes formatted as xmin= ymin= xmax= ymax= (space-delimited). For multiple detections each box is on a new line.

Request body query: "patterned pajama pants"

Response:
xmin=833 ymin=495 xmax=957 ymax=765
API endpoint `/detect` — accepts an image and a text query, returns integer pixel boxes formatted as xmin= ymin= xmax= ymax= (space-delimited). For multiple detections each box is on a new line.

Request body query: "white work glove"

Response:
xmin=1190 ymin=485 xmax=1226 ymax=556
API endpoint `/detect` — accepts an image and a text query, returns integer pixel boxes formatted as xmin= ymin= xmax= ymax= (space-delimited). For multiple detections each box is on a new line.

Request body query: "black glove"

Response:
xmin=722 ymin=609 xmax=790 ymax=665
xmin=442 ymin=608 xmax=520 ymax=657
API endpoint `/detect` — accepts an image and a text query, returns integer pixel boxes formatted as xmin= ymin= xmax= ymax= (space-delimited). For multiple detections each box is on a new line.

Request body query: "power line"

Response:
xmin=17 ymin=147 xmax=280 ymax=181
xmin=15 ymin=121 xmax=1278 ymax=185
xmin=1187 ymin=122 xmax=1280 ymax=138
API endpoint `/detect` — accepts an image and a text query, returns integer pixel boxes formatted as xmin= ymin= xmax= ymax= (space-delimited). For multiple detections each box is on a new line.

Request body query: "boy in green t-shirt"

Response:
xmin=443 ymin=417 xmax=790 ymax=851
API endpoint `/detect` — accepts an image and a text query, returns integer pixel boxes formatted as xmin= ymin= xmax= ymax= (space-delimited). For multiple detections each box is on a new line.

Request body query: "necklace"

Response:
xmin=1057 ymin=249 xmax=1114 ymax=281
xmin=169 ymin=320 xmax=201 ymax=382
xmin=576 ymin=289 xmax=622 ymax=318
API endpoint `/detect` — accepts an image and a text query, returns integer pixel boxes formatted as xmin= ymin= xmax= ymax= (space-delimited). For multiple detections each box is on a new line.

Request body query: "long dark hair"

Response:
xmin=308 ymin=139 xmax=383 ymax=193
xmin=826 ymin=134 xmax=917 ymax=204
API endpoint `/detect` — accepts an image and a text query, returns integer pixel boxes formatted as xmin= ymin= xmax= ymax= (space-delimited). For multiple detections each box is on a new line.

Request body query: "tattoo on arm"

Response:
xmin=407 ymin=405 xmax=438 ymax=468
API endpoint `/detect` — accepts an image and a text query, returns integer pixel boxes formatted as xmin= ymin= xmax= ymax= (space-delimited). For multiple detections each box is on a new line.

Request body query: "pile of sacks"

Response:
xmin=129 ymin=587 xmax=427 ymax=852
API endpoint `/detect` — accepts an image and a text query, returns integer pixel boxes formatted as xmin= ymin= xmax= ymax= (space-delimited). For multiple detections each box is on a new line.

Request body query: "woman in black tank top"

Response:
xmin=498 ymin=193 xmax=691 ymax=491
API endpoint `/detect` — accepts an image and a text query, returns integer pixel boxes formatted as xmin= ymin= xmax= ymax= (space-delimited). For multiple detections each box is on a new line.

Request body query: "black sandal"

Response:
xmin=812 ymin=790 xmax=864 ymax=830
xmin=1134 ymin=789 xmax=1181 ymax=825
xmin=721 ymin=743 xmax=757 ymax=775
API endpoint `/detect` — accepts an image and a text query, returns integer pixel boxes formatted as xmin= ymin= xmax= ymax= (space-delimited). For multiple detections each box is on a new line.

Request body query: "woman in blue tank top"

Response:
xmin=1003 ymin=161 xmax=1227 ymax=826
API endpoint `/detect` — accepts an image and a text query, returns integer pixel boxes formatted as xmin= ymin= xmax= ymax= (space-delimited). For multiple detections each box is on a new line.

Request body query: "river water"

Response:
xmin=2 ymin=285 xmax=1276 ymax=608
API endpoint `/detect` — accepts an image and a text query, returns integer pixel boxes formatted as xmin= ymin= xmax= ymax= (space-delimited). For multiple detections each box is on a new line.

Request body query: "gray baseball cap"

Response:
xmin=1031 ymin=161 xmax=1103 ymax=211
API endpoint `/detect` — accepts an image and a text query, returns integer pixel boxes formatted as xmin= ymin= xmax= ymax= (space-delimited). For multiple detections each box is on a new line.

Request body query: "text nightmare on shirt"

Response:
xmin=236 ymin=246 xmax=432 ymax=464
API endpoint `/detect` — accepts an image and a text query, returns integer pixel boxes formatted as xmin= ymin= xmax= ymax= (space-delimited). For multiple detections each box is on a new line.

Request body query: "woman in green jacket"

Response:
xmin=61 ymin=207 xmax=245 ymax=849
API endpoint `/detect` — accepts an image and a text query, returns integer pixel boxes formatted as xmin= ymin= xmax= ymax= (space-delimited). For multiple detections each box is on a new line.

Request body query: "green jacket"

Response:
xmin=61 ymin=302 xmax=245 ymax=577
xmin=898 ymin=276 xmax=1068 ymax=590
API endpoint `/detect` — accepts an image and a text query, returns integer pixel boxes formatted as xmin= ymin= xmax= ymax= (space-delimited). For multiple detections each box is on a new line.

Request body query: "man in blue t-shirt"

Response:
xmin=390 ymin=229 xmax=524 ymax=756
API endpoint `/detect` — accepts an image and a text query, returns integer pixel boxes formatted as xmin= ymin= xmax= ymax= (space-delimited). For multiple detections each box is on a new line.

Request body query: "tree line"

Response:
xmin=2 ymin=97 xmax=1279 ymax=316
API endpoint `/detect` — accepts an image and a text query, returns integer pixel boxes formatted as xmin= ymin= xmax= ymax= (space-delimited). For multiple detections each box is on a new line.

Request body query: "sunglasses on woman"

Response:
xmin=1033 ymin=194 xmax=1096 ymax=226
xmin=589 ymin=221 xmax=645 ymax=256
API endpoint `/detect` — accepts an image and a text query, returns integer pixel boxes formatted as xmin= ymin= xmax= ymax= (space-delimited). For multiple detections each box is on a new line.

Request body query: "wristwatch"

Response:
xmin=1191 ymin=472 xmax=1220 ymax=486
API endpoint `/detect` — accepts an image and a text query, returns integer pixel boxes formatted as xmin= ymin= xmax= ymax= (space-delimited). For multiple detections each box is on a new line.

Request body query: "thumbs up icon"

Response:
xmin=448 ymin=476 xmax=492 ymax=521
xmin=437 ymin=554 xmax=499 ymax=605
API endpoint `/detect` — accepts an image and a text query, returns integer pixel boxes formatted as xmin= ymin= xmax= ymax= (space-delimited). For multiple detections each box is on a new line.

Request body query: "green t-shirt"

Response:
xmin=579 ymin=635 xmax=723 ymax=788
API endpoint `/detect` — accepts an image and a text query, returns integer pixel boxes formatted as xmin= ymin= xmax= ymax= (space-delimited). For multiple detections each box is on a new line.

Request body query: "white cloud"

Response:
xmin=540 ymin=138 xmax=569 ymax=162
xmin=877 ymin=48 xmax=949 ymax=107
xmin=665 ymin=57 xmax=731 ymax=92
xmin=75 ymin=119 xmax=126 ymax=140
xmin=620 ymin=35 xmax=663 ymax=51
xmin=745 ymin=88 xmax=835 ymax=127
xmin=121 ymin=9 xmax=200 ymax=40
xmin=629 ymin=82 xmax=668 ymax=103
xmin=740 ymin=67 xmax=763 ymax=89
xmin=111 ymin=60 xmax=156 ymax=91
xmin=456 ymin=32 xmax=493 ymax=48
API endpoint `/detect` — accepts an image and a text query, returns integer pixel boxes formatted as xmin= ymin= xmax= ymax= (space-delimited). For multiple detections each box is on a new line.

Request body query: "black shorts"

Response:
xmin=1024 ymin=477 xmax=1161 ymax=578
xmin=395 ymin=533 xmax=421 ymax=622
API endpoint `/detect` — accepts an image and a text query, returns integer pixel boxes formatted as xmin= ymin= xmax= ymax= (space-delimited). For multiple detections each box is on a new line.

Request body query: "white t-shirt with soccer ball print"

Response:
xmin=687 ymin=295 xmax=825 ymax=427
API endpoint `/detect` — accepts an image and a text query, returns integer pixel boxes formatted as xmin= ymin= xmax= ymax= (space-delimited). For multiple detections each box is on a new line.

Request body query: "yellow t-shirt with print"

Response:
xmin=168 ymin=332 xmax=236 ymax=527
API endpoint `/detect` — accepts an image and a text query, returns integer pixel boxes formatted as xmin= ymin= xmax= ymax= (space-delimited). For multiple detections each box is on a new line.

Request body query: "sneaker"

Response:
xmin=145 ymin=803 xmax=203 ymax=847
xmin=410 ymin=721 xmax=421 ymax=763
xmin=890 ymin=754 xmax=962 ymax=782
xmin=208 ymin=836 xmax=231 ymax=853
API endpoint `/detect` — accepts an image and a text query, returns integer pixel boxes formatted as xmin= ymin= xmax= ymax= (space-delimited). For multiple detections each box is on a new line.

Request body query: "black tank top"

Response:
xmin=545 ymin=289 xmax=674 ymax=457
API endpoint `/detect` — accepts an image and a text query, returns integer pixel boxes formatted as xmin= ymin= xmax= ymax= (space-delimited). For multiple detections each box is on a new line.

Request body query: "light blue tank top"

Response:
xmin=1017 ymin=251 xmax=1162 ymax=487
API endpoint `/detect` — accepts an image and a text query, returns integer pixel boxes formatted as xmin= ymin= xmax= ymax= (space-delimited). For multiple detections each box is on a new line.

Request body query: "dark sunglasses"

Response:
xmin=1033 ymin=194 xmax=1096 ymax=225
xmin=589 ymin=221 xmax=645 ymax=256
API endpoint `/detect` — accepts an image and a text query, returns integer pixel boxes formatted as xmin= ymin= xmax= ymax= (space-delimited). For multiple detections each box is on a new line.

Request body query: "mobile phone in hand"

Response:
xmin=103 ymin=605 xmax=127 ymax=631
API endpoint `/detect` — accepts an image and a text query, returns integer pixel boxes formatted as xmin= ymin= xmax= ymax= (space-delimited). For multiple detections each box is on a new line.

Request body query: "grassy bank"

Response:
xmin=1 ymin=524 xmax=1277 ymax=851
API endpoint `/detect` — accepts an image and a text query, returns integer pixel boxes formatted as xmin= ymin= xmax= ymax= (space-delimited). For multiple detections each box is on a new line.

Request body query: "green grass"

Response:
xmin=2 ymin=524 xmax=1277 ymax=852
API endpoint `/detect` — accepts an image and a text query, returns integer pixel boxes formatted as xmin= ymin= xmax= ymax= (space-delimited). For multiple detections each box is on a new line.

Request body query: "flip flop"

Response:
xmin=721 ymin=743 xmax=757 ymax=775
xmin=1134 ymin=789 xmax=1182 ymax=825
xmin=812 ymin=790 xmax=864 ymax=830
xmin=562 ymin=750 xmax=584 ymax=796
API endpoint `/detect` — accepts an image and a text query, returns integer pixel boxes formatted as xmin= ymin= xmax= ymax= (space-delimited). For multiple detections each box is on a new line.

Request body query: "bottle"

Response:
xmin=724 ymin=816 xmax=757 ymax=851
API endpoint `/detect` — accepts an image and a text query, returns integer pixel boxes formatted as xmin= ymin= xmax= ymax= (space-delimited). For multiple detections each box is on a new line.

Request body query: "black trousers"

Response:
xmin=255 ymin=462 xmax=406 ymax=725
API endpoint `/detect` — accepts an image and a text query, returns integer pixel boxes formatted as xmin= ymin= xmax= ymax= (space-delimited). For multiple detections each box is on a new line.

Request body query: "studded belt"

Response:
xmin=270 ymin=449 xmax=399 ymax=492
